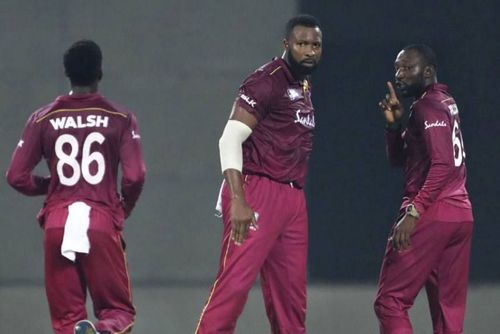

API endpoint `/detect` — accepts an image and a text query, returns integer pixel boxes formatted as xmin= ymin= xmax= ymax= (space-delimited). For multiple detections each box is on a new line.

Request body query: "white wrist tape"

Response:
xmin=219 ymin=120 xmax=252 ymax=172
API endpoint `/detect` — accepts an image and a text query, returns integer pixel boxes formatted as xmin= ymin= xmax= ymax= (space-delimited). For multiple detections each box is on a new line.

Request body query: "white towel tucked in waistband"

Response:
xmin=214 ymin=179 xmax=225 ymax=218
xmin=214 ymin=179 xmax=259 ymax=224
xmin=61 ymin=201 xmax=91 ymax=262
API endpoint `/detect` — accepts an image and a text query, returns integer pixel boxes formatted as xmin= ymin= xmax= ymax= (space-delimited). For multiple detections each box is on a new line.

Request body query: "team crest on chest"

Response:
xmin=287 ymin=88 xmax=302 ymax=101
xmin=448 ymin=103 xmax=459 ymax=115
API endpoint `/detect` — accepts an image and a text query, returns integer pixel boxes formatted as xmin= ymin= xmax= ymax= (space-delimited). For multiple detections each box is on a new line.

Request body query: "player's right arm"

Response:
xmin=219 ymin=104 xmax=258 ymax=246
xmin=6 ymin=116 xmax=50 ymax=196
xmin=379 ymin=81 xmax=405 ymax=166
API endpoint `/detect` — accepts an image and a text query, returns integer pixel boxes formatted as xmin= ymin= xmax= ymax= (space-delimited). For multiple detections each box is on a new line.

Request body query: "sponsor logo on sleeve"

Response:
xmin=294 ymin=109 xmax=315 ymax=128
xmin=424 ymin=120 xmax=447 ymax=130
xmin=448 ymin=103 xmax=459 ymax=115
xmin=240 ymin=94 xmax=257 ymax=108
xmin=131 ymin=130 xmax=141 ymax=139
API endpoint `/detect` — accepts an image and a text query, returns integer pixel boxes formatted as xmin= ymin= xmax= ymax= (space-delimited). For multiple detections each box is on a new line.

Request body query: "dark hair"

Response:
xmin=285 ymin=14 xmax=321 ymax=38
xmin=403 ymin=44 xmax=438 ymax=69
xmin=63 ymin=39 xmax=102 ymax=86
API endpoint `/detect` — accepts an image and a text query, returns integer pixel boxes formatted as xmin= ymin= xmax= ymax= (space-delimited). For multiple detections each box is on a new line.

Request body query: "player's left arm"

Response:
xmin=119 ymin=113 xmax=146 ymax=218
xmin=411 ymin=99 xmax=456 ymax=216
xmin=392 ymin=99 xmax=456 ymax=250
xmin=6 ymin=116 xmax=50 ymax=196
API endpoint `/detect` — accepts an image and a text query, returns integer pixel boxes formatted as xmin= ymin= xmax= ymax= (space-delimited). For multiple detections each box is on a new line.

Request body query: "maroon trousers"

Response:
xmin=43 ymin=206 xmax=135 ymax=334
xmin=196 ymin=175 xmax=308 ymax=334
xmin=374 ymin=201 xmax=473 ymax=334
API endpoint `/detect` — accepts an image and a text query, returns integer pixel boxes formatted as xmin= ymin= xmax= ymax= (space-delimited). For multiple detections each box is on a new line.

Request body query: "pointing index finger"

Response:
xmin=387 ymin=81 xmax=397 ymax=99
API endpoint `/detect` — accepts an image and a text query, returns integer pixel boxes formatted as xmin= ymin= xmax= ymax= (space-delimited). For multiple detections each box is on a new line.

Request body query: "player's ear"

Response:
xmin=283 ymin=38 xmax=289 ymax=50
xmin=423 ymin=65 xmax=435 ymax=79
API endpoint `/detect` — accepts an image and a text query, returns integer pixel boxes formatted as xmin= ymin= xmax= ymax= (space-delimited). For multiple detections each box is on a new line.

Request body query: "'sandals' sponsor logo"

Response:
xmin=294 ymin=109 xmax=315 ymax=128
xmin=424 ymin=120 xmax=447 ymax=130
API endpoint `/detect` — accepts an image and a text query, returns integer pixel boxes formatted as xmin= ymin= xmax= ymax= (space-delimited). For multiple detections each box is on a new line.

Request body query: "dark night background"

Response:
xmin=303 ymin=1 xmax=499 ymax=282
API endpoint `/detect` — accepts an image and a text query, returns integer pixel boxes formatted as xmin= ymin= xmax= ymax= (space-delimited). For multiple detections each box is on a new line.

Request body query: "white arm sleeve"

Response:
xmin=219 ymin=120 xmax=253 ymax=173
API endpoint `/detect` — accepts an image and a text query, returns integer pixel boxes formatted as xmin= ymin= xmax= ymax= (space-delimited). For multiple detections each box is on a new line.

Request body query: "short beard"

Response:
xmin=286 ymin=52 xmax=317 ymax=78
xmin=396 ymin=81 xmax=425 ymax=98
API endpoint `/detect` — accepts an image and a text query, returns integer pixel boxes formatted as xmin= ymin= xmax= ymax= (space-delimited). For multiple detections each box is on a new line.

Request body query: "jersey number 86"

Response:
xmin=55 ymin=132 xmax=106 ymax=186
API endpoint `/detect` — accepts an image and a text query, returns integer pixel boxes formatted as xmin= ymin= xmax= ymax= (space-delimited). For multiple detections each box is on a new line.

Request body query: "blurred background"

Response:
xmin=0 ymin=1 xmax=498 ymax=333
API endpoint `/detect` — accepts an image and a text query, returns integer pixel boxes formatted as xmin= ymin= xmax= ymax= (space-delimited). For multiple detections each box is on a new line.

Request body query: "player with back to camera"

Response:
xmin=6 ymin=39 xmax=146 ymax=334
xmin=374 ymin=44 xmax=473 ymax=334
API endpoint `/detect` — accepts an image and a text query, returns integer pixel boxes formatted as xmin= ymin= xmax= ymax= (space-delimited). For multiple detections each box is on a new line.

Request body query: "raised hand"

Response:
xmin=379 ymin=81 xmax=404 ymax=127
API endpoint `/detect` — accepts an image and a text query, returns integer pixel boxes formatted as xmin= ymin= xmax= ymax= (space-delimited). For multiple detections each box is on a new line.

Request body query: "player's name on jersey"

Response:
xmin=50 ymin=115 xmax=109 ymax=130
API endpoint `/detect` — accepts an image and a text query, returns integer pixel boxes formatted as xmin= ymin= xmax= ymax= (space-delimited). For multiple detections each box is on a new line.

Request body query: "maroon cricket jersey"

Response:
xmin=386 ymin=83 xmax=472 ymax=218
xmin=235 ymin=58 xmax=315 ymax=188
xmin=6 ymin=93 xmax=146 ymax=228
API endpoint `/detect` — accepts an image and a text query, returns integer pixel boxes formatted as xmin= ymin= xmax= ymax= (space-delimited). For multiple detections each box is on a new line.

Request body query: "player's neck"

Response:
xmin=69 ymin=85 xmax=98 ymax=95
xmin=69 ymin=80 xmax=99 ymax=95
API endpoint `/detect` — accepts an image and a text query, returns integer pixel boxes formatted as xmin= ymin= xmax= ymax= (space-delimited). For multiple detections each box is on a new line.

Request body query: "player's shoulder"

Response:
xmin=31 ymin=94 xmax=135 ymax=125
xmin=242 ymin=58 xmax=288 ymax=87
xmin=30 ymin=99 xmax=60 ymax=124
xmin=415 ymin=84 xmax=454 ymax=115
xmin=99 ymin=97 xmax=136 ymax=120
xmin=253 ymin=57 xmax=287 ymax=78
xmin=78 ymin=94 xmax=137 ymax=124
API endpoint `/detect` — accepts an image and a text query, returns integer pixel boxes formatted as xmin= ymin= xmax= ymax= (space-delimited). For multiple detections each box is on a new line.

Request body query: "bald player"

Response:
xmin=195 ymin=14 xmax=322 ymax=334
xmin=6 ymin=40 xmax=145 ymax=334
xmin=374 ymin=44 xmax=473 ymax=334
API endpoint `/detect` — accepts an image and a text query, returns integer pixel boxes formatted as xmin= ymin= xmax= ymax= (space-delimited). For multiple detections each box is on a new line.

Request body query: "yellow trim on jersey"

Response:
xmin=35 ymin=107 xmax=128 ymax=123
xmin=269 ymin=66 xmax=282 ymax=76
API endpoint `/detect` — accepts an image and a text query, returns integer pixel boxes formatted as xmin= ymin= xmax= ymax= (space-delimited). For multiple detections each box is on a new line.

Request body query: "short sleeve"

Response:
xmin=234 ymin=75 xmax=273 ymax=120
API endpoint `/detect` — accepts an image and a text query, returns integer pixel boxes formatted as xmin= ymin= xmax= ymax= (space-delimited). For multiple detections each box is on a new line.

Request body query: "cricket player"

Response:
xmin=6 ymin=39 xmax=145 ymax=334
xmin=374 ymin=44 xmax=473 ymax=334
xmin=196 ymin=14 xmax=323 ymax=334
